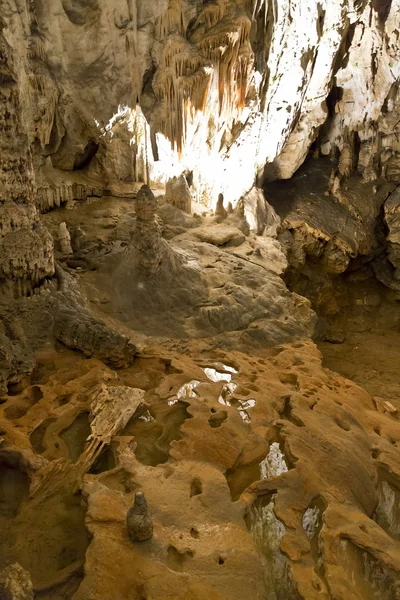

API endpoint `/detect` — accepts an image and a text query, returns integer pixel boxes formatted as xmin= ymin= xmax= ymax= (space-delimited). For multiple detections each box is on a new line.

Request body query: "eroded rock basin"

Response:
xmin=1 ymin=331 xmax=400 ymax=600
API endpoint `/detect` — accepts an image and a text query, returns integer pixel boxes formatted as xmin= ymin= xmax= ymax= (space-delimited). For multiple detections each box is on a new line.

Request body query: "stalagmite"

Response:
xmin=127 ymin=492 xmax=153 ymax=542
xmin=215 ymin=193 xmax=228 ymax=220
xmin=131 ymin=184 xmax=164 ymax=273
xmin=58 ymin=222 xmax=72 ymax=254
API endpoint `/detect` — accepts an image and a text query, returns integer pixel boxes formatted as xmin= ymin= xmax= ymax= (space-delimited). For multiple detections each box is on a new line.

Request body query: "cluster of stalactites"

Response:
xmin=246 ymin=0 xmax=267 ymax=19
xmin=191 ymin=0 xmax=227 ymax=31
xmin=194 ymin=8 xmax=253 ymax=115
xmin=158 ymin=0 xmax=186 ymax=39
xmin=26 ymin=73 xmax=58 ymax=149
xmin=154 ymin=0 xmax=255 ymax=152
xmin=21 ymin=1 xmax=59 ymax=152
xmin=153 ymin=32 xmax=213 ymax=152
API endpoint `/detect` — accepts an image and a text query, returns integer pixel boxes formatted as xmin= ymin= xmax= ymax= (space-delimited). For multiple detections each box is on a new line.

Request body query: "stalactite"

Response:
xmin=153 ymin=27 xmax=213 ymax=153
xmin=27 ymin=36 xmax=47 ymax=63
xmin=125 ymin=27 xmax=141 ymax=103
xmin=26 ymin=73 xmax=58 ymax=148
xmin=125 ymin=30 xmax=136 ymax=56
xmin=154 ymin=0 xmax=254 ymax=152
xmin=157 ymin=0 xmax=186 ymax=39
xmin=35 ymin=180 xmax=102 ymax=213
xmin=192 ymin=1 xmax=227 ymax=31
xmin=246 ymin=0 xmax=267 ymax=20
xmin=0 ymin=20 xmax=55 ymax=296
xmin=196 ymin=9 xmax=253 ymax=118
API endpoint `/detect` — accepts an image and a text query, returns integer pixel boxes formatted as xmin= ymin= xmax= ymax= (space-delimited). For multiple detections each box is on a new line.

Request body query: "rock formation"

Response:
xmin=0 ymin=1 xmax=400 ymax=600
xmin=58 ymin=222 xmax=72 ymax=255
xmin=0 ymin=329 xmax=35 ymax=396
xmin=131 ymin=184 xmax=164 ymax=273
xmin=215 ymin=193 xmax=228 ymax=221
xmin=165 ymin=175 xmax=192 ymax=214
xmin=0 ymin=563 xmax=34 ymax=600
xmin=0 ymin=17 xmax=54 ymax=298
xmin=384 ymin=187 xmax=400 ymax=285
xmin=126 ymin=492 xmax=153 ymax=542
xmin=52 ymin=294 xmax=137 ymax=368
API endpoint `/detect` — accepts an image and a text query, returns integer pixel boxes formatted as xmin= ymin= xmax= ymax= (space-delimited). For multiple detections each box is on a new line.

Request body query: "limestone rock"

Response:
xmin=1 ymin=0 xmax=398 ymax=210
xmin=78 ymin=384 xmax=145 ymax=469
xmin=0 ymin=563 xmax=34 ymax=600
xmin=165 ymin=175 xmax=192 ymax=214
xmin=0 ymin=18 xmax=54 ymax=297
xmin=80 ymin=191 xmax=315 ymax=344
xmin=88 ymin=384 xmax=145 ymax=446
xmin=338 ymin=141 xmax=355 ymax=179
xmin=266 ymin=160 xmax=396 ymax=310
xmin=1 ymin=5 xmax=400 ymax=600
xmin=127 ymin=492 xmax=153 ymax=542
xmin=0 ymin=222 xmax=54 ymax=297
xmin=135 ymin=185 xmax=157 ymax=220
xmin=233 ymin=199 xmax=251 ymax=236
xmin=131 ymin=185 xmax=164 ymax=273
xmin=58 ymin=222 xmax=72 ymax=254
xmin=373 ymin=396 xmax=398 ymax=417
xmin=53 ymin=304 xmax=136 ymax=368
xmin=242 ymin=188 xmax=280 ymax=237
xmin=71 ymin=225 xmax=88 ymax=252
xmin=384 ymin=187 xmax=400 ymax=280
xmin=0 ymin=330 xmax=35 ymax=396
xmin=35 ymin=166 xmax=103 ymax=213
xmin=385 ymin=155 xmax=400 ymax=183
xmin=195 ymin=225 xmax=245 ymax=247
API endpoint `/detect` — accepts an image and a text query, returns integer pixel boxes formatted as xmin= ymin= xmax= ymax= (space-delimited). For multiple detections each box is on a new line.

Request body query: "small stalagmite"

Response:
xmin=58 ymin=222 xmax=72 ymax=254
xmin=215 ymin=193 xmax=228 ymax=220
xmin=131 ymin=185 xmax=164 ymax=273
xmin=127 ymin=492 xmax=153 ymax=542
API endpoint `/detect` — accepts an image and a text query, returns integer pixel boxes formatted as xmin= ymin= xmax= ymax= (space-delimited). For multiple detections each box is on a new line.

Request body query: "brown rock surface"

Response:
xmin=0 ymin=563 xmax=34 ymax=600
xmin=0 ymin=335 xmax=399 ymax=599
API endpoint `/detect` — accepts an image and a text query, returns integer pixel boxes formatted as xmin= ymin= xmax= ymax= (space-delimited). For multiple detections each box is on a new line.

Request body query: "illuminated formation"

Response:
xmin=153 ymin=0 xmax=254 ymax=153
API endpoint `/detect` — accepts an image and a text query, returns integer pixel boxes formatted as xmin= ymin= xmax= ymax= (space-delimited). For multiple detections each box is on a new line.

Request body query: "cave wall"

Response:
xmin=0 ymin=13 xmax=54 ymax=298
